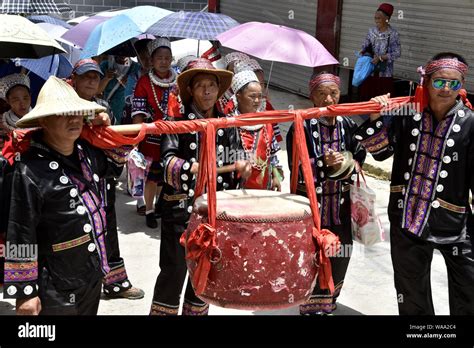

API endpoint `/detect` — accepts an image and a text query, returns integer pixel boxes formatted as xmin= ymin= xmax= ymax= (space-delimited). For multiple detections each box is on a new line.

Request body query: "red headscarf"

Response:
xmin=415 ymin=58 xmax=472 ymax=111
xmin=378 ymin=3 xmax=394 ymax=18
xmin=309 ymin=73 xmax=341 ymax=94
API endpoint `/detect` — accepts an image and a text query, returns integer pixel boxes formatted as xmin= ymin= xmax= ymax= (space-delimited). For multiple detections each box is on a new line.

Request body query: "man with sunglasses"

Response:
xmin=354 ymin=52 xmax=474 ymax=315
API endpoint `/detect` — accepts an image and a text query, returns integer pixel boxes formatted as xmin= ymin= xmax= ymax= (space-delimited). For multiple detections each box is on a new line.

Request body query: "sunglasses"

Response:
xmin=431 ymin=78 xmax=463 ymax=91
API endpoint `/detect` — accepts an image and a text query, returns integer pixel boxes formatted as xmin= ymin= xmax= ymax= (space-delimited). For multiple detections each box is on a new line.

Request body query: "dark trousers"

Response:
xmin=103 ymin=178 xmax=131 ymax=294
xmin=300 ymin=219 xmax=353 ymax=314
xmin=297 ymin=191 xmax=354 ymax=315
xmin=151 ymin=207 xmax=208 ymax=315
xmin=390 ymin=224 xmax=474 ymax=315
xmin=39 ymin=270 xmax=102 ymax=315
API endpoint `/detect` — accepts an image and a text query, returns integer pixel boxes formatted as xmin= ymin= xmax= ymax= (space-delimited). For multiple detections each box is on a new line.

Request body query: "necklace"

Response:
xmin=2 ymin=110 xmax=19 ymax=132
xmin=240 ymin=125 xmax=271 ymax=171
xmin=150 ymin=81 xmax=170 ymax=117
xmin=149 ymin=71 xmax=177 ymax=118
xmin=148 ymin=69 xmax=177 ymax=88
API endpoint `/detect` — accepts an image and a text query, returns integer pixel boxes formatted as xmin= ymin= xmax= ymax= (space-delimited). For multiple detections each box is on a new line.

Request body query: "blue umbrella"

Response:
xmin=14 ymin=54 xmax=73 ymax=80
xmin=80 ymin=6 xmax=172 ymax=59
xmin=28 ymin=15 xmax=72 ymax=29
xmin=146 ymin=11 xmax=239 ymax=41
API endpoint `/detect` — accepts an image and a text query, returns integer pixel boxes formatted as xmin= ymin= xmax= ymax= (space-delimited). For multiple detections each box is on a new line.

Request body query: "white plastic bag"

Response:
xmin=126 ymin=149 xmax=148 ymax=198
xmin=350 ymin=172 xmax=385 ymax=246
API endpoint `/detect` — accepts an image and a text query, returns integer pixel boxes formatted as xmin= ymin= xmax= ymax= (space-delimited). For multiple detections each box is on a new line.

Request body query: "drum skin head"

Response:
xmin=194 ymin=189 xmax=312 ymax=221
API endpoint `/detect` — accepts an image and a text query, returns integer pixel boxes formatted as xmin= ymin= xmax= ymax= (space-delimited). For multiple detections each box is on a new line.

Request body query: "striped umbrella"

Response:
xmin=0 ymin=0 xmax=72 ymax=15
xmin=28 ymin=14 xmax=72 ymax=28
xmin=147 ymin=11 xmax=239 ymax=41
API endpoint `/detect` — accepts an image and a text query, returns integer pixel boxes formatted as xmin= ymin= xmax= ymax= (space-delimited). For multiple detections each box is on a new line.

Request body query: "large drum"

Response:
xmin=185 ymin=189 xmax=318 ymax=310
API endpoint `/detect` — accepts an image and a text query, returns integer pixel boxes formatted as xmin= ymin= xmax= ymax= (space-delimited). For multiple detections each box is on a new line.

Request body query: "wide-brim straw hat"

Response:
xmin=16 ymin=76 xmax=106 ymax=128
xmin=177 ymin=58 xmax=233 ymax=106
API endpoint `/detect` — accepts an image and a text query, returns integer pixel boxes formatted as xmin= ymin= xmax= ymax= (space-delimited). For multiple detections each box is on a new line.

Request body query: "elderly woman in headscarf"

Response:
xmin=287 ymin=72 xmax=366 ymax=315
xmin=229 ymin=70 xmax=282 ymax=190
xmin=232 ymin=59 xmax=283 ymax=143
xmin=359 ymin=2 xmax=401 ymax=101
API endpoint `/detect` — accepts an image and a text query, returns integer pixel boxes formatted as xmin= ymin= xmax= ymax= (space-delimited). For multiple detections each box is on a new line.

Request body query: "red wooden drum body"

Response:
xmin=185 ymin=189 xmax=318 ymax=310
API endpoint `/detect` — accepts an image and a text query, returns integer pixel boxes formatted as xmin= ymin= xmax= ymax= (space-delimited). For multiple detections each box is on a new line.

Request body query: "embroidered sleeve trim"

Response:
xmin=165 ymin=156 xmax=188 ymax=190
xmin=103 ymin=146 xmax=133 ymax=165
xmin=4 ymin=261 xmax=38 ymax=283
xmin=360 ymin=128 xmax=390 ymax=153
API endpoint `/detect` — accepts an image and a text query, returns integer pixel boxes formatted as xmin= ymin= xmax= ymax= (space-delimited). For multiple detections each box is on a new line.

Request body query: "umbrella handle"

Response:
xmin=265 ymin=61 xmax=274 ymax=97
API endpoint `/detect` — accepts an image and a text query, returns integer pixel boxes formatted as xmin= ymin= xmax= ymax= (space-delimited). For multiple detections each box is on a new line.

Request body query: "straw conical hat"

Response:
xmin=16 ymin=76 xmax=106 ymax=128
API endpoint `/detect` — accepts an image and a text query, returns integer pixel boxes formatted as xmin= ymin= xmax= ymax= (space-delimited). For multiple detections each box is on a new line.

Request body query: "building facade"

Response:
xmin=217 ymin=0 xmax=474 ymax=96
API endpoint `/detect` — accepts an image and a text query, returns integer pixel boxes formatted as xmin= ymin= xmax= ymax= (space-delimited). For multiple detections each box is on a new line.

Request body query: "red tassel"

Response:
xmin=414 ymin=85 xmax=428 ymax=113
xmin=459 ymin=89 xmax=473 ymax=110
xmin=312 ymin=227 xmax=340 ymax=294
xmin=184 ymin=223 xmax=218 ymax=295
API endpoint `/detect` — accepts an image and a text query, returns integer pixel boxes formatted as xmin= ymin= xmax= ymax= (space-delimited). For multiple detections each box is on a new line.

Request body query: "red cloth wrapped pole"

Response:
xmin=181 ymin=123 xmax=219 ymax=295
xmin=78 ymin=96 xmax=413 ymax=149
xmin=292 ymin=111 xmax=339 ymax=293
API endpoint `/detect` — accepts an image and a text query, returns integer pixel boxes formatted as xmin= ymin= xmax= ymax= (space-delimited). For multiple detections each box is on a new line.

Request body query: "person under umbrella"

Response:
xmin=98 ymin=54 xmax=141 ymax=125
xmin=287 ymin=72 xmax=366 ymax=315
xmin=70 ymin=59 xmax=145 ymax=300
xmin=132 ymin=37 xmax=178 ymax=228
xmin=175 ymin=55 xmax=197 ymax=74
xmin=0 ymin=74 xmax=32 ymax=144
xmin=0 ymin=73 xmax=32 ymax=288
xmin=3 ymin=76 xmax=131 ymax=315
xmin=232 ymin=59 xmax=283 ymax=143
xmin=223 ymin=51 xmax=250 ymax=73
xmin=228 ymin=70 xmax=282 ymax=190
xmin=122 ymin=38 xmax=152 ymax=215
xmin=131 ymin=38 xmax=180 ymax=229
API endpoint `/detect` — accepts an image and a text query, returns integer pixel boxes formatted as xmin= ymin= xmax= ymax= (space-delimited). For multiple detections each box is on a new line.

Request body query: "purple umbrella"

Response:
xmin=216 ymin=22 xmax=339 ymax=68
xmin=60 ymin=15 xmax=109 ymax=48
xmin=217 ymin=22 xmax=339 ymax=94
